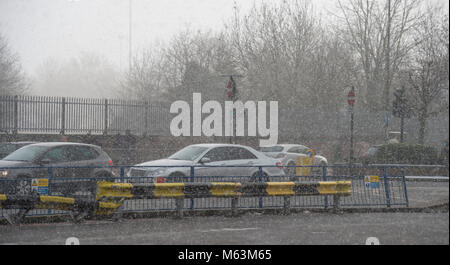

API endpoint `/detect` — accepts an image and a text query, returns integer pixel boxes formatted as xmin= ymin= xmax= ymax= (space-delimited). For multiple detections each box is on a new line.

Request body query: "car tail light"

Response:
xmin=276 ymin=153 xmax=286 ymax=158
xmin=156 ymin=177 xmax=165 ymax=183
xmin=276 ymin=161 xmax=283 ymax=169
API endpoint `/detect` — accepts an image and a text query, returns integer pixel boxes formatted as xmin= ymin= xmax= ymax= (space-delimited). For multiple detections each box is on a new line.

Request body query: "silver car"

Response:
xmin=260 ymin=144 xmax=328 ymax=176
xmin=127 ymin=144 xmax=285 ymax=182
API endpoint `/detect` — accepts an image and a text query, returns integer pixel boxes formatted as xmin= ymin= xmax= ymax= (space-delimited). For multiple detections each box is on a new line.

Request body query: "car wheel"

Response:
xmin=286 ymin=162 xmax=298 ymax=181
xmin=167 ymin=172 xmax=186 ymax=183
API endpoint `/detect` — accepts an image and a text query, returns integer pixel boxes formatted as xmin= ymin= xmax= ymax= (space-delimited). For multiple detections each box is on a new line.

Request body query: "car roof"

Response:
xmin=190 ymin=143 xmax=255 ymax=149
xmin=262 ymin=144 xmax=307 ymax=149
xmin=25 ymin=142 xmax=101 ymax=148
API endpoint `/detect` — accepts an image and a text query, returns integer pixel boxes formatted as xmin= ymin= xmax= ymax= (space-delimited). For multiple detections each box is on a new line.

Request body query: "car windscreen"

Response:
xmin=2 ymin=145 xmax=49 ymax=162
xmin=168 ymin=146 xmax=208 ymax=161
xmin=260 ymin=146 xmax=284 ymax=152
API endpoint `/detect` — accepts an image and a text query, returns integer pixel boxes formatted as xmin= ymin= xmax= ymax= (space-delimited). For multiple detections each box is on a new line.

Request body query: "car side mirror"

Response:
xmin=200 ymin=157 xmax=211 ymax=164
xmin=39 ymin=158 xmax=51 ymax=165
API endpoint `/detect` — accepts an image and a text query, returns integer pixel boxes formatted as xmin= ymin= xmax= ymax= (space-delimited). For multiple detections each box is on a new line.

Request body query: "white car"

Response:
xmin=260 ymin=144 xmax=328 ymax=177
xmin=127 ymin=143 xmax=285 ymax=182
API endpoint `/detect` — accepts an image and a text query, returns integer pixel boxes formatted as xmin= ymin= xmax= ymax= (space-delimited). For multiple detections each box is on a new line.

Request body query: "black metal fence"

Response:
xmin=0 ymin=164 xmax=416 ymax=221
xmin=1 ymin=95 xmax=448 ymax=150
xmin=0 ymin=95 xmax=169 ymax=135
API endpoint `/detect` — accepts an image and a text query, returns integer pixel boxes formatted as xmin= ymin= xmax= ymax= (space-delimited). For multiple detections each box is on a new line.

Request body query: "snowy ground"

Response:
xmin=0 ymin=211 xmax=448 ymax=245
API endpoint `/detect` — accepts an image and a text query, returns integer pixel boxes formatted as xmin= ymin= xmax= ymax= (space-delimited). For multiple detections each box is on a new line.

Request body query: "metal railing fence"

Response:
xmin=0 ymin=164 xmax=417 ymax=220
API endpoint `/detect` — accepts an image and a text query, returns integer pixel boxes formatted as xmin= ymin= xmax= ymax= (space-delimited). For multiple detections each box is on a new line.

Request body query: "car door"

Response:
xmin=225 ymin=147 xmax=259 ymax=177
xmin=195 ymin=147 xmax=232 ymax=179
xmin=38 ymin=146 xmax=73 ymax=179
xmin=64 ymin=146 xmax=90 ymax=177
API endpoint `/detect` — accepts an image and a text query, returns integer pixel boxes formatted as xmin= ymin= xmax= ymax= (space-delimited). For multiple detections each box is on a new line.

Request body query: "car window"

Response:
xmin=68 ymin=146 xmax=99 ymax=161
xmin=42 ymin=147 xmax=70 ymax=163
xmin=287 ymin=147 xmax=299 ymax=153
xmin=203 ymin=147 xmax=230 ymax=162
xmin=297 ymin=147 xmax=309 ymax=154
xmin=3 ymin=145 xmax=49 ymax=162
xmin=230 ymin=147 xmax=257 ymax=160
xmin=169 ymin=146 xmax=208 ymax=161
xmin=260 ymin=146 xmax=284 ymax=152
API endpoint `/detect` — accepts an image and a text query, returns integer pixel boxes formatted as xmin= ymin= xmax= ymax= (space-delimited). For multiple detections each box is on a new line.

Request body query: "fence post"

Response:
xmin=333 ymin=195 xmax=341 ymax=213
xmin=175 ymin=198 xmax=184 ymax=219
xmin=283 ymin=196 xmax=291 ymax=215
xmin=383 ymin=167 xmax=391 ymax=207
xmin=60 ymin=97 xmax=66 ymax=135
xmin=13 ymin=95 xmax=18 ymax=134
xmin=47 ymin=167 xmax=53 ymax=215
xmin=190 ymin=166 xmax=195 ymax=210
xmin=258 ymin=166 xmax=263 ymax=209
xmin=120 ymin=167 xmax=125 ymax=182
xmin=103 ymin=99 xmax=108 ymax=135
xmin=401 ymin=166 xmax=409 ymax=207
xmin=231 ymin=197 xmax=239 ymax=216
xmin=144 ymin=101 xmax=149 ymax=135
xmin=322 ymin=165 xmax=328 ymax=209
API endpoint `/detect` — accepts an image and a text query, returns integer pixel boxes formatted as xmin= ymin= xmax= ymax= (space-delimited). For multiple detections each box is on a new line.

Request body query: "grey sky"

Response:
xmin=0 ymin=0 xmax=448 ymax=76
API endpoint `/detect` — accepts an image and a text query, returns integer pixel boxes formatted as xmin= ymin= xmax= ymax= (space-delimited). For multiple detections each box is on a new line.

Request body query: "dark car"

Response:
xmin=0 ymin=142 xmax=114 ymax=195
xmin=0 ymin=141 xmax=38 ymax=159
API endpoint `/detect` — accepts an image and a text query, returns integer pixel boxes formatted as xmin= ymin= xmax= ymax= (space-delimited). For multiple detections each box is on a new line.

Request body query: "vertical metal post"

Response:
xmin=144 ymin=101 xmax=149 ymax=135
xmin=258 ymin=166 xmax=263 ymax=208
xmin=400 ymin=116 xmax=404 ymax=143
xmin=103 ymin=99 xmax=108 ymax=135
xmin=231 ymin=197 xmax=238 ymax=217
xmin=120 ymin=167 xmax=125 ymax=182
xmin=13 ymin=95 xmax=18 ymax=134
xmin=401 ymin=166 xmax=409 ymax=207
xmin=47 ymin=167 xmax=53 ymax=195
xmin=383 ymin=167 xmax=391 ymax=207
xmin=384 ymin=0 xmax=392 ymax=143
xmin=322 ymin=166 xmax=328 ymax=209
xmin=333 ymin=195 xmax=341 ymax=212
xmin=190 ymin=166 xmax=194 ymax=210
xmin=349 ymin=105 xmax=354 ymax=177
xmin=47 ymin=167 xmax=53 ymax=214
xmin=175 ymin=198 xmax=184 ymax=219
xmin=61 ymin=97 xmax=66 ymax=135
xmin=283 ymin=196 xmax=291 ymax=215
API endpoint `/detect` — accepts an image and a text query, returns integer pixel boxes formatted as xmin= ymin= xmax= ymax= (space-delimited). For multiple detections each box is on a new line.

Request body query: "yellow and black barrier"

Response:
xmin=0 ymin=180 xmax=352 ymax=224
xmin=95 ymin=181 xmax=351 ymax=218
xmin=0 ymin=193 xmax=123 ymax=224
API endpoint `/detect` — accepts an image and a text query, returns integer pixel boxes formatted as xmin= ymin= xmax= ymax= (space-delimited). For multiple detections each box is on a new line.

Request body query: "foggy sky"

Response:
xmin=0 ymin=0 xmax=448 ymax=78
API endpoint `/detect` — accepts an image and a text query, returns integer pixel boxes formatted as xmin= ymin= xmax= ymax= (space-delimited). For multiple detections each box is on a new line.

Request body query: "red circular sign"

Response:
xmin=348 ymin=90 xmax=355 ymax=106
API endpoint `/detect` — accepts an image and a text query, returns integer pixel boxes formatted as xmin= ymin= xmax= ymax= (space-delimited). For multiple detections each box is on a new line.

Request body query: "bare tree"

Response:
xmin=335 ymin=0 xmax=422 ymax=110
xmin=405 ymin=7 xmax=449 ymax=144
xmin=0 ymin=34 xmax=28 ymax=96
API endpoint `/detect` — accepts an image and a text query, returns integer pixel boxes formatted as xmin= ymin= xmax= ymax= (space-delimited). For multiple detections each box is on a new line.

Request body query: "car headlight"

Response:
xmin=0 ymin=170 xmax=8 ymax=177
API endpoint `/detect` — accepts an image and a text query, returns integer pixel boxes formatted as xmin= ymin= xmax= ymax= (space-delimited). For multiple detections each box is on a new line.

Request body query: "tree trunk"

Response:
xmin=418 ymin=112 xmax=426 ymax=145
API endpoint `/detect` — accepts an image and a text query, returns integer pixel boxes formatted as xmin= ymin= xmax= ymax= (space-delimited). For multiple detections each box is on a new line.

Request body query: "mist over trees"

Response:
xmin=0 ymin=34 xmax=29 ymax=96
xmin=32 ymin=52 xmax=120 ymax=98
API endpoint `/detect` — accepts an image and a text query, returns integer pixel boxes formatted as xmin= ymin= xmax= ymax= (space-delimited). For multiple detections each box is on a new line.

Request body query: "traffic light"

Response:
xmin=393 ymin=87 xmax=410 ymax=118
